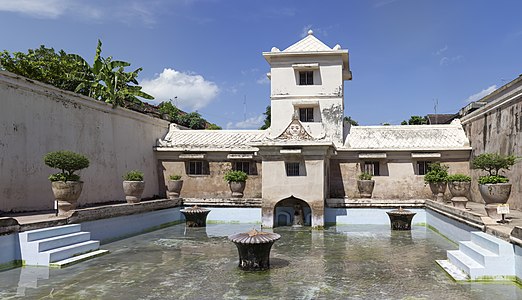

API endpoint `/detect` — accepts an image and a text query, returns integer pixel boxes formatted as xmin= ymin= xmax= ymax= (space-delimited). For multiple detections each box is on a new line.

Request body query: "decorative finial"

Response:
xmin=307 ymin=29 xmax=313 ymax=35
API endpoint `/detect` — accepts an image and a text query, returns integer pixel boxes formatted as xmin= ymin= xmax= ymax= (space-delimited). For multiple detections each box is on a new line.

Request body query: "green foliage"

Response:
xmin=423 ymin=162 xmax=449 ymax=184
xmin=358 ymin=172 xmax=372 ymax=180
xmin=169 ymin=174 xmax=182 ymax=180
xmin=206 ymin=123 xmax=222 ymax=130
xmin=123 ymin=170 xmax=144 ymax=181
xmin=344 ymin=116 xmax=359 ymax=126
xmin=158 ymin=101 xmax=180 ymax=121
xmin=178 ymin=112 xmax=206 ymax=129
xmin=259 ymin=106 xmax=271 ymax=130
xmin=0 ymin=46 xmax=93 ymax=95
xmin=471 ymin=153 xmax=517 ymax=177
xmin=478 ymin=175 xmax=509 ymax=184
xmin=44 ymin=151 xmax=89 ymax=182
xmin=224 ymin=170 xmax=248 ymax=182
xmin=401 ymin=115 xmax=428 ymax=125
xmin=447 ymin=174 xmax=471 ymax=182
xmin=75 ymin=40 xmax=153 ymax=107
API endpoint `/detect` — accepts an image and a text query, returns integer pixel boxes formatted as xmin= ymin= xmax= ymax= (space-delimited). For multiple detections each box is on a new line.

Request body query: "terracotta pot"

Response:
xmin=51 ymin=181 xmax=83 ymax=215
xmin=229 ymin=181 xmax=246 ymax=198
xmin=357 ymin=180 xmax=375 ymax=198
xmin=428 ymin=182 xmax=447 ymax=202
xmin=123 ymin=181 xmax=145 ymax=203
xmin=166 ymin=180 xmax=183 ymax=199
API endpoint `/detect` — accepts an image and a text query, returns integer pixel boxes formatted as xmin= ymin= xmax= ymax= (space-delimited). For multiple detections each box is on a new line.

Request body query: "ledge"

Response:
xmin=183 ymin=198 xmax=262 ymax=207
xmin=326 ymin=198 xmax=425 ymax=208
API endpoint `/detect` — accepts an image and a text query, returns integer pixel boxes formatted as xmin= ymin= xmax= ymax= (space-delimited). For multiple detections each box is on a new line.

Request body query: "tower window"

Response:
xmin=299 ymin=108 xmax=314 ymax=122
xmin=299 ymin=71 xmax=313 ymax=85
xmin=286 ymin=162 xmax=301 ymax=176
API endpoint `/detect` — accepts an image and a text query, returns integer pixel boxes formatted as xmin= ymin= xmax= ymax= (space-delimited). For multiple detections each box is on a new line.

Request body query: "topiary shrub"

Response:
xmin=447 ymin=174 xmax=471 ymax=182
xmin=423 ymin=162 xmax=449 ymax=184
xmin=224 ymin=170 xmax=248 ymax=183
xmin=471 ymin=153 xmax=517 ymax=184
xmin=169 ymin=174 xmax=182 ymax=180
xmin=44 ymin=150 xmax=89 ymax=182
xmin=123 ymin=170 xmax=144 ymax=181
xmin=358 ymin=172 xmax=373 ymax=180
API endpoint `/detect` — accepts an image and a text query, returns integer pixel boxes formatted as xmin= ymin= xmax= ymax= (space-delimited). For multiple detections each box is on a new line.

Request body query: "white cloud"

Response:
xmin=440 ymin=55 xmax=463 ymax=66
xmin=435 ymin=45 xmax=448 ymax=56
xmin=141 ymin=68 xmax=219 ymax=110
xmin=373 ymin=0 xmax=399 ymax=8
xmin=300 ymin=24 xmax=313 ymax=38
xmin=300 ymin=25 xmax=329 ymax=38
xmin=0 ymin=0 xmax=78 ymax=18
xmin=256 ymin=75 xmax=270 ymax=85
xmin=464 ymin=85 xmax=497 ymax=103
xmin=226 ymin=115 xmax=264 ymax=129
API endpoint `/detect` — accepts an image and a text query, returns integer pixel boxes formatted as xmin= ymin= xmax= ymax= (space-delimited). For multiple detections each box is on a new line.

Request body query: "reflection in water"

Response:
xmin=0 ymin=224 xmax=519 ymax=299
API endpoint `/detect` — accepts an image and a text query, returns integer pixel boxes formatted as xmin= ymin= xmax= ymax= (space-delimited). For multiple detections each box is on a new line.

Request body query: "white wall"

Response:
xmin=0 ymin=72 xmax=169 ymax=212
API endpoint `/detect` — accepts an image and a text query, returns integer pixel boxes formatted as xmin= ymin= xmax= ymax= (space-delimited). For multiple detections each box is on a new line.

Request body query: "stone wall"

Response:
xmin=0 ymin=72 xmax=170 ymax=212
xmin=460 ymin=76 xmax=522 ymax=209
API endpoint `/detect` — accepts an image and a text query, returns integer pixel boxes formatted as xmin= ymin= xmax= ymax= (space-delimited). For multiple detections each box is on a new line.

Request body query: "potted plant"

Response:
xmin=423 ymin=162 xmax=448 ymax=202
xmin=447 ymin=174 xmax=471 ymax=209
xmin=44 ymin=150 xmax=89 ymax=215
xmin=166 ymin=174 xmax=183 ymax=199
xmin=123 ymin=170 xmax=145 ymax=203
xmin=224 ymin=170 xmax=248 ymax=198
xmin=357 ymin=172 xmax=375 ymax=198
xmin=471 ymin=153 xmax=517 ymax=219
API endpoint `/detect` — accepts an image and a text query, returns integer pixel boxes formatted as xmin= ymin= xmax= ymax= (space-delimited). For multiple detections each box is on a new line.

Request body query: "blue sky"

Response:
xmin=1 ymin=0 xmax=521 ymax=128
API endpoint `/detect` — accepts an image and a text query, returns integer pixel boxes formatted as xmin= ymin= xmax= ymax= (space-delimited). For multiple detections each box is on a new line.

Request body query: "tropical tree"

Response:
xmin=75 ymin=40 xmax=153 ymax=107
xmin=401 ymin=115 xmax=428 ymax=125
xmin=260 ymin=105 xmax=271 ymax=130
xmin=344 ymin=116 xmax=359 ymax=126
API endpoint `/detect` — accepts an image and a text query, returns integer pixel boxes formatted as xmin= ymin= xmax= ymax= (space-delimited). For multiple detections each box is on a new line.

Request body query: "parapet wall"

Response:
xmin=0 ymin=71 xmax=169 ymax=212
xmin=461 ymin=76 xmax=522 ymax=210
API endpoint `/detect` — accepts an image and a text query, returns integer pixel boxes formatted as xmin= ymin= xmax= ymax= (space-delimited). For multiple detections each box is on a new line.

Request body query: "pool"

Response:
xmin=0 ymin=223 xmax=520 ymax=299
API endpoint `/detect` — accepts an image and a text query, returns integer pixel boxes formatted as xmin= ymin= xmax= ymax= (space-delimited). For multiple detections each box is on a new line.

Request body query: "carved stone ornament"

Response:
xmin=276 ymin=117 xmax=313 ymax=141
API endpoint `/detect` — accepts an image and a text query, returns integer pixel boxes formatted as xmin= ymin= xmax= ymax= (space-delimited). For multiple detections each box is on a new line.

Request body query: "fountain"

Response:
xmin=228 ymin=229 xmax=281 ymax=271
xmin=180 ymin=205 xmax=210 ymax=227
xmin=386 ymin=207 xmax=416 ymax=230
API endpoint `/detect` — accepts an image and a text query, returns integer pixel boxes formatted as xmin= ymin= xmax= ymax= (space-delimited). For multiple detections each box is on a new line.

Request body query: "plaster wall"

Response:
xmin=0 ymin=234 xmax=20 ymax=268
xmin=157 ymin=154 xmax=262 ymax=199
xmin=0 ymin=72 xmax=169 ymax=212
xmin=330 ymin=151 xmax=470 ymax=200
xmin=460 ymin=79 xmax=522 ymax=209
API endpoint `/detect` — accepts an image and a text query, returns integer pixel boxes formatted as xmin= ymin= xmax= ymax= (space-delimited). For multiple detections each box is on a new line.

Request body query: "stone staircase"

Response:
xmin=437 ymin=231 xmax=515 ymax=281
xmin=19 ymin=224 xmax=108 ymax=268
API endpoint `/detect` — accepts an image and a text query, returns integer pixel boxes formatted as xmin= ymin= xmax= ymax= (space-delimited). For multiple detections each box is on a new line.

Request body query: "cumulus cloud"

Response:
xmin=464 ymin=85 xmax=497 ymax=103
xmin=141 ymin=68 xmax=219 ymax=110
xmin=226 ymin=115 xmax=264 ymax=129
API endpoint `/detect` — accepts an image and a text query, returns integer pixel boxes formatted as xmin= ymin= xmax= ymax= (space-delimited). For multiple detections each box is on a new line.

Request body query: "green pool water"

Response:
xmin=0 ymin=224 xmax=520 ymax=299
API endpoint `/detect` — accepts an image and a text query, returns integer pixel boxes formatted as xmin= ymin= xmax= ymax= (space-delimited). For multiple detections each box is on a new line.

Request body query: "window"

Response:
xmin=286 ymin=162 xmax=300 ymax=176
xmin=188 ymin=161 xmax=203 ymax=175
xmin=233 ymin=161 xmax=250 ymax=174
xmin=416 ymin=161 xmax=432 ymax=175
xmin=299 ymin=71 xmax=313 ymax=85
xmin=299 ymin=108 xmax=314 ymax=122
xmin=363 ymin=161 xmax=380 ymax=176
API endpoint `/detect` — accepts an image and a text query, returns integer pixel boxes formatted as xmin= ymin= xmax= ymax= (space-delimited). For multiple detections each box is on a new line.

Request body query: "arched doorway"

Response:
xmin=274 ymin=196 xmax=311 ymax=227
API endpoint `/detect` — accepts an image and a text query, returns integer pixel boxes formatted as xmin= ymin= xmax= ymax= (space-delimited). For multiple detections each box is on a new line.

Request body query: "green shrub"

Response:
xmin=169 ymin=174 xmax=182 ymax=180
xmin=471 ymin=153 xmax=517 ymax=176
xmin=224 ymin=170 xmax=248 ymax=183
xmin=44 ymin=150 xmax=89 ymax=182
xmin=123 ymin=170 xmax=144 ymax=181
xmin=423 ymin=162 xmax=448 ymax=184
xmin=447 ymin=174 xmax=471 ymax=182
xmin=358 ymin=172 xmax=372 ymax=180
xmin=478 ymin=175 xmax=509 ymax=184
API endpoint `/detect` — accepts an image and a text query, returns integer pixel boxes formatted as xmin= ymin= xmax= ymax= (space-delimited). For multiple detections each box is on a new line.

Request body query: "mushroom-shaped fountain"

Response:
xmin=180 ymin=205 xmax=210 ymax=227
xmin=228 ymin=229 xmax=281 ymax=271
xmin=386 ymin=207 xmax=416 ymax=230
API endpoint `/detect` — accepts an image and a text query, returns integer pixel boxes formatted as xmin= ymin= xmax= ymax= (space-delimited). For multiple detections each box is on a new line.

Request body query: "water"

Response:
xmin=0 ymin=224 xmax=520 ymax=299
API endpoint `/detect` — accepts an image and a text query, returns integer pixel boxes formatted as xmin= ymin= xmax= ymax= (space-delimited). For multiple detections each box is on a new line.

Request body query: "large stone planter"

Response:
xmin=448 ymin=181 xmax=470 ymax=210
xmin=123 ymin=181 xmax=145 ymax=203
xmin=357 ymin=180 xmax=375 ymax=198
xmin=51 ymin=181 xmax=83 ymax=215
xmin=229 ymin=181 xmax=246 ymax=198
xmin=166 ymin=180 xmax=183 ymax=199
xmin=428 ymin=182 xmax=447 ymax=202
xmin=478 ymin=183 xmax=511 ymax=219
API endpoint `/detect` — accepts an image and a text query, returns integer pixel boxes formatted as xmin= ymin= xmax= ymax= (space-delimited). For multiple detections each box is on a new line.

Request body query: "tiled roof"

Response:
xmin=283 ymin=31 xmax=332 ymax=52
xmin=156 ymin=125 xmax=266 ymax=151
xmin=343 ymin=123 xmax=470 ymax=150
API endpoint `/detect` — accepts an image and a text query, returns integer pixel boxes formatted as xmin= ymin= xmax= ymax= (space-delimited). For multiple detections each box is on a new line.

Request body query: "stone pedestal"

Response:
xmin=451 ymin=197 xmax=468 ymax=210
xmin=180 ymin=206 xmax=210 ymax=227
xmin=386 ymin=207 xmax=416 ymax=230
xmin=228 ymin=229 xmax=281 ymax=271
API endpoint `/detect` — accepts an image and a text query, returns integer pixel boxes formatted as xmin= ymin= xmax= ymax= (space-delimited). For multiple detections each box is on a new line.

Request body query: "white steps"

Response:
xmin=19 ymin=224 xmax=108 ymax=267
xmin=437 ymin=231 xmax=515 ymax=281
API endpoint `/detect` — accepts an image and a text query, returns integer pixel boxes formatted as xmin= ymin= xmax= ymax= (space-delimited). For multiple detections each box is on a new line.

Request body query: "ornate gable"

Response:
xmin=275 ymin=117 xmax=314 ymax=141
